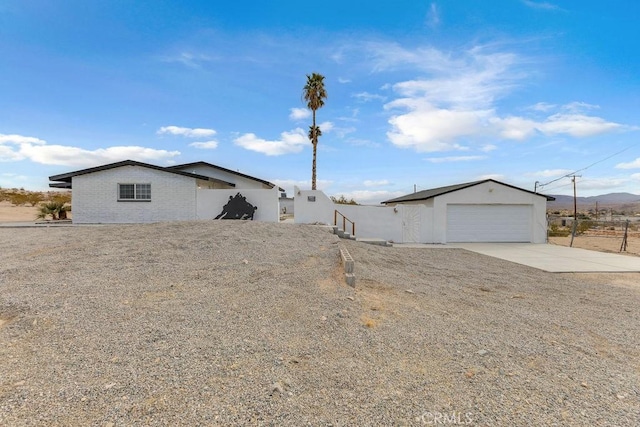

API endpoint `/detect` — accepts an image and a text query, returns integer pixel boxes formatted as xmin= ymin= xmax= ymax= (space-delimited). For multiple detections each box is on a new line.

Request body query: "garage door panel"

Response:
xmin=447 ymin=205 xmax=532 ymax=242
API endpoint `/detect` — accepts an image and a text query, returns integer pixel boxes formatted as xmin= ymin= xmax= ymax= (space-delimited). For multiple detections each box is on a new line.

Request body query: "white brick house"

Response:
xmin=49 ymin=160 xmax=281 ymax=224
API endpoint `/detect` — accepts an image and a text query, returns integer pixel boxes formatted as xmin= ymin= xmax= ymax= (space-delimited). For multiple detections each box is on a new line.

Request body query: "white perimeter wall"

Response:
xmin=294 ymin=182 xmax=548 ymax=243
xmin=72 ymin=166 xmax=197 ymax=224
xmin=293 ymin=187 xmax=433 ymax=242
xmin=196 ymin=187 xmax=280 ymax=222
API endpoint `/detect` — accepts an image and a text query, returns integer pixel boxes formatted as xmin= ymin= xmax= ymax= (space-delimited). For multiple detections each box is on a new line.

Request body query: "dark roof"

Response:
xmin=48 ymin=160 xmax=235 ymax=189
xmin=381 ymin=179 xmax=555 ymax=204
xmin=168 ymin=161 xmax=283 ymax=191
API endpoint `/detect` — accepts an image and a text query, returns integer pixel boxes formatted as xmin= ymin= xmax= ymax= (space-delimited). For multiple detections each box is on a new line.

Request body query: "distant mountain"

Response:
xmin=547 ymin=192 xmax=640 ymax=210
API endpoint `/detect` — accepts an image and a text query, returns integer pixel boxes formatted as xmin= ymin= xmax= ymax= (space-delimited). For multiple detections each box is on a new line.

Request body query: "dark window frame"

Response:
xmin=118 ymin=183 xmax=151 ymax=202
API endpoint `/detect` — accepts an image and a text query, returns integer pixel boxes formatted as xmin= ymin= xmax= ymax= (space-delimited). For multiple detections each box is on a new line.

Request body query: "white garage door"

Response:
xmin=447 ymin=204 xmax=532 ymax=243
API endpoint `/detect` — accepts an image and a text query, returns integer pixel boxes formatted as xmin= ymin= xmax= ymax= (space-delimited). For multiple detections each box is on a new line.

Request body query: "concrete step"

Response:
xmin=333 ymin=226 xmax=356 ymax=240
xmin=356 ymin=238 xmax=391 ymax=247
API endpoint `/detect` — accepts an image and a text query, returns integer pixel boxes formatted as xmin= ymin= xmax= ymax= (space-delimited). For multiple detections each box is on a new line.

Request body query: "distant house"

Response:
xmin=382 ymin=179 xmax=555 ymax=243
xmin=49 ymin=160 xmax=282 ymax=224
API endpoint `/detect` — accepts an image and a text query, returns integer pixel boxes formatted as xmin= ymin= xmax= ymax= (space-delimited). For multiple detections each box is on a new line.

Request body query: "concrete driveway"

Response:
xmin=450 ymin=243 xmax=640 ymax=273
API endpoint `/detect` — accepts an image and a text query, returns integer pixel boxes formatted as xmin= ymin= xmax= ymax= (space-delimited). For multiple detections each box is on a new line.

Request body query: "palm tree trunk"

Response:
xmin=311 ymin=109 xmax=317 ymax=190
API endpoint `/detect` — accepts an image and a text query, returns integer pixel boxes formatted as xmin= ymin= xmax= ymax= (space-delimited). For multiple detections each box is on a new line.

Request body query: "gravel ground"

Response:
xmin=1 ymin=221 xmax=639 ymax=426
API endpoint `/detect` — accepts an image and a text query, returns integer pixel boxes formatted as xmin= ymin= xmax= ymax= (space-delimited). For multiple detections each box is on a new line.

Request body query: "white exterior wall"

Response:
xmin=174 ymin=165 xmax=270 ymax=189
xmin=336 ymin=204 xmax=434 ymax=243
xmin=72 ymin=166 xmax=196 ymax=224
xmin=196 ymin=187 xmax=280 ymax=222
xmin=293 ymin=188 xmax=336 ymax=224
xmin=293 ymin=182 xmax=548 ymax=243
xmin=293 ymin=188 xmax=434 ymax=243
xmin=431 ymin=181 xmax=548 ymax=243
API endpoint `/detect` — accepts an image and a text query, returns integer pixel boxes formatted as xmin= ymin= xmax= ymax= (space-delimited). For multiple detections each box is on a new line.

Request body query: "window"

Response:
xmin=118 ymin=183 xmax=151 ymax=201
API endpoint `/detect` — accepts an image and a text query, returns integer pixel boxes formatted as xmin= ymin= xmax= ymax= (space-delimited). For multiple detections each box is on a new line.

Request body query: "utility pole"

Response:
xmin=571 ymin=175 xmax=581 ymax=220
xmin=534 ymin=181 xmax=540 ymax=193
xmin=595 ymin=201 xmax=598 ymax=221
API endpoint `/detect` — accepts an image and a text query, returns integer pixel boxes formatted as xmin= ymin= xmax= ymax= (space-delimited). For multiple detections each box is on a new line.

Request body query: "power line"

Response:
xmin=542 ymin=181 xmax=575 ymax=192
xmin=537 ymin=142 xmax=639 ymax=190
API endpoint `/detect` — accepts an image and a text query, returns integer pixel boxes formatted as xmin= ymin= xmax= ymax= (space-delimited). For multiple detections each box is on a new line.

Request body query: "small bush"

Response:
xmin=548 ymin=223 xmax=571 ymax=237
xmin=36 ymin=201 xmax=70 ymax=221
xmin=331 ymin=195 xmax=358 ymax=205
xmin=576 ymin=220 xmax=594 ymax=235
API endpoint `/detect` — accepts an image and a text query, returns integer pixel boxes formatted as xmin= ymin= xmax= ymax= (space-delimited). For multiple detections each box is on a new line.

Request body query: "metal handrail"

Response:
xmin=334 ymin=209 xmax=355 ymax=237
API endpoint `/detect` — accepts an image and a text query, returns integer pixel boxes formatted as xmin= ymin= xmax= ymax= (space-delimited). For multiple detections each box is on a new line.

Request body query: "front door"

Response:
xmin=402 ymin=205 xmax=421 ymax=243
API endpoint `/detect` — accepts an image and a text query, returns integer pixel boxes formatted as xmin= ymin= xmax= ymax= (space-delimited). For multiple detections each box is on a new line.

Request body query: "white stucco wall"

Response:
xmin=293 ymin=188 xmax=434 ymax=243
xmin=335 ymin=204 xmax=433 ymax=243
xmin=294 ymin=182 xmax=548 ymax=243
xmin=431 ymin=181 xmax=548 ymax=244
xmin=196 ymin=187 xmax=280 ymax=222
xmin=72 ymin=166 xmax=197 ymax=224
xmin=175 ymin=165 xmax=271 ymax=189
xmin=293 ymin=188 xmax=335 ymax=225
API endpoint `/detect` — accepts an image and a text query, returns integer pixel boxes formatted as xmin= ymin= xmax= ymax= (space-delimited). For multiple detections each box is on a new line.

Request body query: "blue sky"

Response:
xmin=1 ymin=0 xmax=639 ymax=203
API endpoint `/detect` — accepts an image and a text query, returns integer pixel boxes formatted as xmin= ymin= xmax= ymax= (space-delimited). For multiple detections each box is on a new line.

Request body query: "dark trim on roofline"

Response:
xmin=168 ymin=161 xmax=284 ymax=192
xmin=382 ymin=179 xmax=555 ymax=204
xmin=48 ymin=160 xmax=235 ymax=189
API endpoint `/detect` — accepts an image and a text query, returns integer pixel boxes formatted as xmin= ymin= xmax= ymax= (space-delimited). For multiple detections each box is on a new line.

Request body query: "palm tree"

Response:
xmin=303 ymin=73 xmax=327 ymax=190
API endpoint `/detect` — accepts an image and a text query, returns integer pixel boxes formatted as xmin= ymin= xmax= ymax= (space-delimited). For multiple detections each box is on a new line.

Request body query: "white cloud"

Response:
xmin=159 ymin=51 xmax=214 ymax=68
xmin=615 ymin=158 xmax=640 ymax=170
xmin=318 ymin=121 xmax=335 ymax=133
xmin=521 ymin=0 xmax=560 ymax=10
xmin=525 ymin=169 xmax=573 ymax=178
xmin=0 ymin=133 xmax=46 ymax=145
xmin=338 ymin=77 xmax=351 ymax=84
xmin=363 ymin=179 xmax=391 ymax=187
xmin=0 ymin=132 xmax=180 ymax=167
xmin=576 ymin=177 xmax=630 ymax=191
xmin=426 ymin=2 xmax=440 ymax=28
xmin=478 ymin=174 xmax=505 ymax=181
xmin=272 ymin=178 xmax=333 ymax=193
xmin=493 ymin=113 xmax=624 ymax=139
xmin=189 ymin=140 xmax=219 ymax=149
xmin=157 ymin=126 xmax=217 ymax=138
xmin=491 ymin=116 xmax=538 ymax=140
xmin=379 ymin=45 xmax=523 ymax=151
xmin=539 ymin=113 xmax=622 ymax=137
xmin=385 ymin=98 xmax=489 ymax=152
xmin=370 ymin=43 xmax=630 ymax=152
xmin=289 ymin=108 xmax=311 ymax=121
xmin=425 ymin=155 xmax=487 ymax=163
xmin=561 ymin=101 xmax=599 ymax=113
xmin=481 ymin=144 xmax=497 ymax=152
xmin=528 ymin=102 xmax=556 ymax=112
xmin=0 ymin=145 xmax=25 ymax=162
xmin=19 ymin=144 xmax=180 ymax=167
xmin=234 ymin=128 xmax=308 ymax=156
xmin=353 ymin=92 xmax=387 ymax=102
xmin=346 ymin=137 xmax=380 ymax=147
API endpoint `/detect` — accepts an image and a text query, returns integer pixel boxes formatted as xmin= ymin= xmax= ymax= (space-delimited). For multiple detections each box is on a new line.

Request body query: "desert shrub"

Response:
xmin=8 ymin=192 xmax=29 ymax=206
xmin=548 ymin=223 xmax=571 ymax=237
xmin=575 ymin=220 xmax=594 ymax=235
xmin=330 ymin=195 xmax=358 ymax=205
xmin=26 ymin=192 xmax=44 ymax=206
xmin=36 ymin=201 xmax=69 ymax=221
xmin=49 ymin=192 xmax=71 ymax=205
